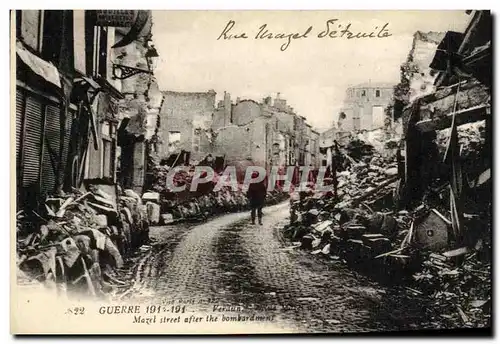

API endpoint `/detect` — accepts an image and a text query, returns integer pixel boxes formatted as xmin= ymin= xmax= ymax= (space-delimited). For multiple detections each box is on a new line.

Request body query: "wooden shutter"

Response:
xmin=102 ymin=139 xmax=112 ymax=178
xmin=59 ymin=109 xmax=74 ymax=188
xmin=132 ymin=143 xmax=145 ymax=193
xmin=16 ymin=89 xmax=25 ymax=174
xmin=40 ymin=104 xmax=60 ymax=196
xmin=22 ymin=96 xmax=43 ymax=188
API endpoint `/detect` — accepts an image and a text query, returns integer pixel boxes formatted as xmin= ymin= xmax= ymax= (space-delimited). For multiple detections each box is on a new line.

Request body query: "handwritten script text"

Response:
xmin=216 ymin=19 xmax=393 ymax=51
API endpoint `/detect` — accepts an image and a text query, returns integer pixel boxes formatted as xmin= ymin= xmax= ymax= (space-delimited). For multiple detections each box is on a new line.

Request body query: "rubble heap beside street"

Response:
xmin=283 ymin=134 xmax=491 ymax=329
xmin=149 ymin=163 xmax=290 ymax=224
xmin=16 ymin=184 xmax=150 ymax=299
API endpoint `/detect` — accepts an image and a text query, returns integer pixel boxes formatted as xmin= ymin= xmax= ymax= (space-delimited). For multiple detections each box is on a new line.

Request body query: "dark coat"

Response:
xmin=247 ymin=180 xmax=267 ymax=205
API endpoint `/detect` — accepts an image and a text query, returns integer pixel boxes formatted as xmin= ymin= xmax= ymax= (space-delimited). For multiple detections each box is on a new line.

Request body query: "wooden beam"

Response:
xmin=415 ymin=104 xmax=489 ymax=132
xmin=403 ymin=80 xmax=483 ymax=115
xmin=419 ymin=79 xmax=483 ymax=106
xmin=349 ymin=175 xmax=399 ymax=207
xmin=463 ymin=43 xmax=491 ymax=67
xmin=457 ymin=11 xmax=487 ymax=55
xmin=16 ymin=80 xmax=61 ymax=104
xmin=419 ymin=82 xmax=490 ymax=120
xmin=433 ymin=11 xmax=489 ymax=88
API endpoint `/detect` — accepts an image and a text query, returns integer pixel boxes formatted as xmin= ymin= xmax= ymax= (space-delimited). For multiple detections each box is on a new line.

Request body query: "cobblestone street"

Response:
xmin=12 ymin=9 xmax=492 ymax=336
xmin=122 ymin=202 xmax=431 ymax=334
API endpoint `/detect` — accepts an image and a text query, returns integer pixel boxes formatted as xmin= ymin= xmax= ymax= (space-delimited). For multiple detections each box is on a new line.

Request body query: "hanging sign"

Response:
xmin=95 ymin=10 xmax=137 ymax=27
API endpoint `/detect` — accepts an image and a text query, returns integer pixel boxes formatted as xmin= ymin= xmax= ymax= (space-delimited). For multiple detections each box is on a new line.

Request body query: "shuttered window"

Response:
xmin=16 ymin=90 xmax=25 ymax=175
xmin=59 ymin=109 xmax=74 ymax=187
xmin=132 ymin=143 xmax=145 ymax=190
xmin=41 ymin=104 xmax=60 ymax=196
xmin=102 ymin=139 xmax=113 ymax=178
xmin=16 ymin=87 xmax=75 ymax=205
xmin=22 ymin=96 xmax=43 ymax=188
xmin=16 ymin=89 xmax=26 ymax=210
xmin=101 ymin=120 xmax=115 ymax=180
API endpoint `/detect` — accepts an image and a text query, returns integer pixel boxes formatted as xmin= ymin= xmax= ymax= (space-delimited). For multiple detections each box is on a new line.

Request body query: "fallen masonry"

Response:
xmin=149 ymin=163 xmax=290 ymax=224
xmin=284 ymin=133 xmax=491 ymax=329
xmin=16 ymin=181 xmax=150 ymax=299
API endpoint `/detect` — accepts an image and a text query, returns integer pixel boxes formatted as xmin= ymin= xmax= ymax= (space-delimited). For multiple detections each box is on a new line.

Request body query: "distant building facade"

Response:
xmin=338 ymin=82 xmax=394 ymax=132
xmin=309 ymin=130 xmax=320 ymax=167
xmin=211 ymin=93 xmax=320 ymax=170
xmin=158 ymin=90 xmax=216 ymax=163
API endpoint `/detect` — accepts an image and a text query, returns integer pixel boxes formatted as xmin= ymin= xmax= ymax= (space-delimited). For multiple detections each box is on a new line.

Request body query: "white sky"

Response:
xmin=152 ymin=10 xmax=471 ymax=131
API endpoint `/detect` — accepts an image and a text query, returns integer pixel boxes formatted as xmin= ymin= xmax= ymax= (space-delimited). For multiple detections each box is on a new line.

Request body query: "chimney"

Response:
xmin=236 ymin=97 xmax=241 ymax=103
xmin=223 ymin=92 xmax=231 ymax=125
xmin=277 ymin=92 xmax=281 ymax=99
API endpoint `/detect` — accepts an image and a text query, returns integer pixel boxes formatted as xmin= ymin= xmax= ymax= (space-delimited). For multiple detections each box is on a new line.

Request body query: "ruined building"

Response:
xmin=210 ymin=93 xmax=320 ymax=170
xmin=15 ymin=11 xmax=155 ymax=207
xmin=338 ymin=82 xmax=394 ymax=132
xmin=157 ymin=90 xmax=216 ymax=165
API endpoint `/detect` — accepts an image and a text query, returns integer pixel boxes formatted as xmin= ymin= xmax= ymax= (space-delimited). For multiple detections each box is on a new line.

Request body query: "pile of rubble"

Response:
xmin=16 ymin=184 xmax=149 ymax=299
xmin=156 ymin=187 xmax=288 ymax=224
xmin=149 ymin=165 xmax=289 ymax=224
xmin=436 ymin=121 xmax=486 ymax=158
xmin=285 ymin=150 xmax=403 ymax=269
xmin=283 ymin=138 xmax=491 ymax=328
xmin=344 ymin=138 xmax=377 ymax=161
xmin=413 ymin=243 xmax=491 ymax=328
xmin=436 ymin=121 xmax=487 ymax=180
xmin=335 ymin=155 xmax=399 ymax=209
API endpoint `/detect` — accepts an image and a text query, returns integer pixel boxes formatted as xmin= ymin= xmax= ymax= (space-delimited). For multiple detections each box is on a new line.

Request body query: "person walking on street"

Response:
xmin=247 ymin=172 xmax=267 ymax=225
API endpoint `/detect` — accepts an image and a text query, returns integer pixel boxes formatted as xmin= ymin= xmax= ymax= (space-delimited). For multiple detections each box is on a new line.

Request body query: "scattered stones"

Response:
xmin=145 ymin=202 xmax=161 ymax=225
xmin=17 ymin=186 xmax=150 ymax=298
xmin=296 ymin=297 xmax=319 ymax=302
xmin=326 ymin=319 xmax=341 ymax=325
xmin=301 ymin=234 xmax=316 ymax=250
xmin=161 ymin=213 xmax=174 ymax=225
xmin=385 ymin=167 xmax=399 ymax=176
xmin=142 ymin=191 xmax=160 ymax=203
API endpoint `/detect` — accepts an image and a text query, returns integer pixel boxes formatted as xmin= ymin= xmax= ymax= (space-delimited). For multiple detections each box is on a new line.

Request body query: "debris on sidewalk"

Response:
xmin=16 ymin=183 xmax=151 ymax=299
xmin=282 ymin=128 xmax=491 ymax=329
xmin=150 ymin=164 xmax=289 ymax=222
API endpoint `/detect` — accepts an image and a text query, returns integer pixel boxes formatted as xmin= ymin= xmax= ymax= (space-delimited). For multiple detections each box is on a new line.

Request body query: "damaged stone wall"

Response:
xmin=212 ymin=124 xmax=253 ymax=164
xmin=408 ymin=31 xmax=446 ymax=103
xmin=212 ymin=92 xmax=232 ymax=130
xmin=340 ymin=83 xmax=394 ymax=132
xmin=210 ymin=93 xmax=317 ymax=169
xmin=158 ymin=90 xmax=216 ymax=162
xmin=212 ymin=99 xmax=271 ymax=168
xmin=112 ymin=27 xmax=163 ymax=194
xmin=212 ymin=115 xmax=271 ymax=167
xmin=232 ymin=99 xmax=262 ymax=126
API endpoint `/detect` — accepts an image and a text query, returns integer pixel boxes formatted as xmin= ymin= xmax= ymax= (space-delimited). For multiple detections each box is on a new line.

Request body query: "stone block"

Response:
xmin=94 ymin=214 xmax=108 ymax=228
xmin=142 ymin=192 xmax=160 ymax=203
